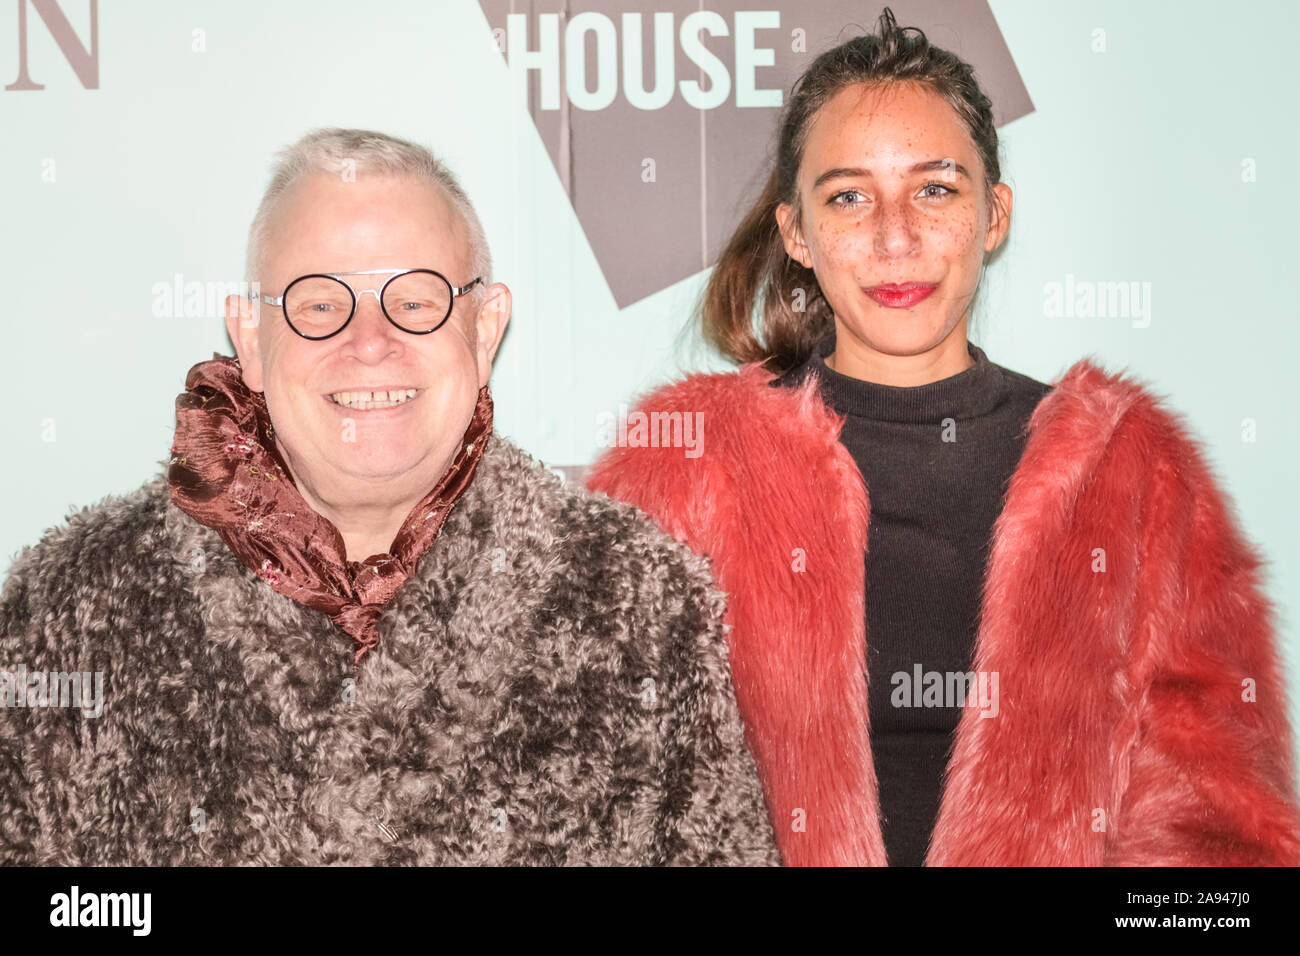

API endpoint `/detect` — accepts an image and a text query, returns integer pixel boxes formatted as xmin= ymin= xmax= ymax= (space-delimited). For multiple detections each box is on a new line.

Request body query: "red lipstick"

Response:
xmin=865 ymin=282 xmax=938 ymax=308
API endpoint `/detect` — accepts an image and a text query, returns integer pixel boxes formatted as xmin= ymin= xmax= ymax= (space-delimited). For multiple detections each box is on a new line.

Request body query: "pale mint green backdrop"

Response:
xmin=3 ymin=1 xmax=1298 ymax=771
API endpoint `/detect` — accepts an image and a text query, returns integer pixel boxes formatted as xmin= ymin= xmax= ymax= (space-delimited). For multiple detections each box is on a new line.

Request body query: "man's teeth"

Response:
xmin=329 ymin=389 xmax=419 ymax=410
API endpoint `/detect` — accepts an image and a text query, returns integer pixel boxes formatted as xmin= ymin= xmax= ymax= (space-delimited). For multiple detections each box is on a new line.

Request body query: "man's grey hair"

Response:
xmin=245 ymin=128 xmax=492 ymax=295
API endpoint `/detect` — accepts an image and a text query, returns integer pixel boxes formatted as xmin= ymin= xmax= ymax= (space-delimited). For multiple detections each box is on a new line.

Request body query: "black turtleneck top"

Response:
xmin=774 ymin=332 xmax=1053 ymax=866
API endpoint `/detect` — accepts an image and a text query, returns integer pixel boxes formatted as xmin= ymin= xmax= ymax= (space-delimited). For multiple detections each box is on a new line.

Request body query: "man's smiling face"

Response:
xmin=229 ymin=171 xmax=490 ymax=511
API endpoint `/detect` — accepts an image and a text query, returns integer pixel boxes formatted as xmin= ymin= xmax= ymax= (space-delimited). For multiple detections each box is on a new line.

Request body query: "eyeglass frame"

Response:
xmin=255 ymin=268 xmax=484 ymax=341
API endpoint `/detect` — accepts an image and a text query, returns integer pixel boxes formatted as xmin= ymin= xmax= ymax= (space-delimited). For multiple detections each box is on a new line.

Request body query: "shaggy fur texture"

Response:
xmin=0 ymin=433 xmax=780 ymax=865
xmin=586 ymin=357 xmax=1300 ymax=866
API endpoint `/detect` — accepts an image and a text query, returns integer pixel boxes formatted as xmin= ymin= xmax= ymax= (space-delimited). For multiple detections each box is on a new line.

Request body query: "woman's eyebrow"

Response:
xmin=812 ymin=159 xmax=971 ymax=189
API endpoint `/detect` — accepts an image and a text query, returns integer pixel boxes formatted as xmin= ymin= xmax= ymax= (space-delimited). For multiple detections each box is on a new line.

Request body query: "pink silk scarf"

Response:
xmin=168 ymin=355 xmax=492 ymax=663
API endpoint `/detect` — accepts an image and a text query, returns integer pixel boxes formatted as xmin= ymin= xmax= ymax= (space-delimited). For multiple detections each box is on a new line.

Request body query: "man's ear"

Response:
xmin=473 ymin=282 xmax=511 ymax=387
xmin=224 ymin=293 xmax=265 ymax=391
xmin=983 ymin=182 xmax=1013 ymax=254
xmin=774 ymin=202 xmax=813 ymax=269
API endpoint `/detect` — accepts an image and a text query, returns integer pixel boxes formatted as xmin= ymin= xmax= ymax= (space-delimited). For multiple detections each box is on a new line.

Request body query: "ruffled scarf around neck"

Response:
xmin=167 ymin=355 xmax=492 ymax=663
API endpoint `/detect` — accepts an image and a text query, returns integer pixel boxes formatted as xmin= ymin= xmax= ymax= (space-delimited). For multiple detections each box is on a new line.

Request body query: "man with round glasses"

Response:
xmin=0 ymin=128 xmax=780 ymax=866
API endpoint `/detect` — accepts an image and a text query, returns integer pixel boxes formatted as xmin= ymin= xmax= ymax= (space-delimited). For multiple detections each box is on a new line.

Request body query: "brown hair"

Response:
xmin=701 ymin=6 xmax=1003 ymax=374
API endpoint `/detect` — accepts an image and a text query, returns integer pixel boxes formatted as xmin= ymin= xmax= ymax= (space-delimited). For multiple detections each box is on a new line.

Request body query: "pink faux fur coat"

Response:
xmin=586 ymin=355 xmax=1300 ymax=866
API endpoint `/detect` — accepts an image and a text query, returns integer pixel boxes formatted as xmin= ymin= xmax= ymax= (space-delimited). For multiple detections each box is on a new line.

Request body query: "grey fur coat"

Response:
xmin=0 ymin=432 xmax=780 ymax=865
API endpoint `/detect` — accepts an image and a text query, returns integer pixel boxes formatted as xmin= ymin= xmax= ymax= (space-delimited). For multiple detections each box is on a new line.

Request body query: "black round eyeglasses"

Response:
xmin=257 ymin=268 xmax=483 ymax=340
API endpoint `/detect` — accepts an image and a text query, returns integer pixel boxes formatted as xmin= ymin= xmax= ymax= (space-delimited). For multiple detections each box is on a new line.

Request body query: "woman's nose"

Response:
xmin=873 ymin=202 xmax=921 ymax=259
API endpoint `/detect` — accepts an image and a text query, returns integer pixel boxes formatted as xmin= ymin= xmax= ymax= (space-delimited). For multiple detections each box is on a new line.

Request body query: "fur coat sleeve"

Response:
xmin=0 ymin=433 xmax=781 ymax=866
xmin=586 ymin=358 xmax=1300 ymax=867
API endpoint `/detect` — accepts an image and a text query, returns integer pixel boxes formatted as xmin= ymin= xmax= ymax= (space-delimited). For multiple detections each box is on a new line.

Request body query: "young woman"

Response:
xmin=587 ymin=9 xmax=1300 ymax=866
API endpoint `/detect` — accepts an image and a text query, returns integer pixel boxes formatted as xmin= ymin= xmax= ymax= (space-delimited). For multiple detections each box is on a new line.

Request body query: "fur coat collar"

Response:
xmin=587 ymin=355 xmax=1300 ymax=866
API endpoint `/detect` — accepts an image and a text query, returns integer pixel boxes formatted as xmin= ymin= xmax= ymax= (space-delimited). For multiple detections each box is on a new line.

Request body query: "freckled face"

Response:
xmin=777 ymin=81 xmax=1010 ymax=356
